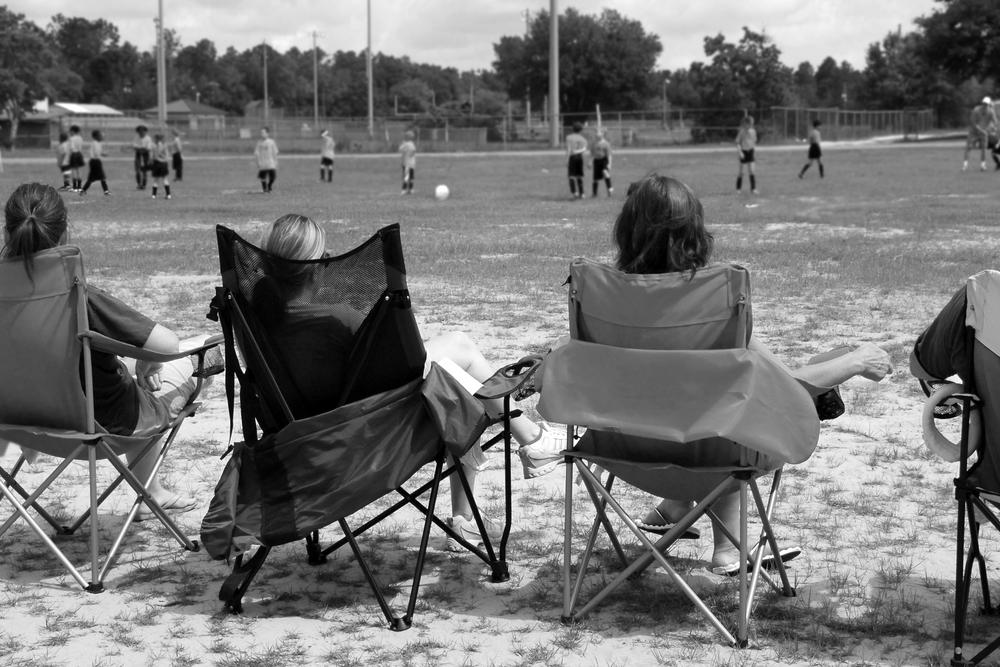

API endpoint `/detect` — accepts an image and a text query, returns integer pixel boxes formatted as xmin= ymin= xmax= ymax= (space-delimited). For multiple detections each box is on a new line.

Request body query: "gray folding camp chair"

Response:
xmin=538 ymin=259 xmax=822 ymax=646
xmin=911 ymin=269 xmax=1000 ymax=666
xmin=0 ymin=245 xmax=221 ymax=592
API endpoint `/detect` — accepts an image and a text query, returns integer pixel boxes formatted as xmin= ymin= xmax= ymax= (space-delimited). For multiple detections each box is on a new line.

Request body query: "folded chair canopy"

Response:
xmin=539 ymin=259 xmax=820 ymax=646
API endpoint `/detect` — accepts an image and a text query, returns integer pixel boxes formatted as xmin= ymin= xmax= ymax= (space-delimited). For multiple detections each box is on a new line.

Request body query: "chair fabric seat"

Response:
xmin=202 ymin=363 xmax=486 ymax=553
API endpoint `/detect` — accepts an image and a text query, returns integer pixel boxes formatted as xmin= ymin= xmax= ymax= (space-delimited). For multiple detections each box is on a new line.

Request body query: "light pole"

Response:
xmin=312 ymin=31 xmax=320 ymax=130
xmin=522 ymin=8 xmax=531 ymax=129
xmin=262 ymin=42 xmax=269 ymax=123
xmin=549 ymin=0 xmax=559 ymax=147
xmin=155 ymin=0 xmax=166 ymax=127
xmin=661 ymin=76 xmax=668 ymax=129
xmin=367 ymin=0 xmax=374 ymax=140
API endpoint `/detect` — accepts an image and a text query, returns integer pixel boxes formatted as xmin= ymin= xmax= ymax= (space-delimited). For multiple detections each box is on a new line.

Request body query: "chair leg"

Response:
xmin=567 ymin=461 xmax=738 ymax=645
xmin=736 ymin=479 xmax=750 ymax=647
xmin=339 ymin=517 xmax=408 ymax=631
xmin=0 ymin=448 xmax=83 ymax=537
xmin=219 ymin=547 xmax=271 ymax=614
xmin=0 ymin=466 xmax=92 ymax=589
xmin=86 ymin=446 xmax=102 ymax=592
xmin=562 ymin=454 xmax=575 ymax=624
xmin=0 ymin=464 xmax=65 ymax=532
xmin=403 ymin=454 xmax=444 ymax=625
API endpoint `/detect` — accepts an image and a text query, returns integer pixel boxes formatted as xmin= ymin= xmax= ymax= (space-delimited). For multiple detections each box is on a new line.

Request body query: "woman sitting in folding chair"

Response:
xmin=257 ymin=214 xmax=564 ymax=549
xmin=613 ymin=174 xmax=893 ymax=574
xmin=2 ymin=182 xmax=216 ymax=520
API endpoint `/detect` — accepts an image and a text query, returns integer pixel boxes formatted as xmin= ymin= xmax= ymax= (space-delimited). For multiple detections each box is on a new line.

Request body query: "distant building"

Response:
xmin=143 ymin=99 xmax=229 ymax=130
xmin=0 ymin=100 xmax=140 ymax=149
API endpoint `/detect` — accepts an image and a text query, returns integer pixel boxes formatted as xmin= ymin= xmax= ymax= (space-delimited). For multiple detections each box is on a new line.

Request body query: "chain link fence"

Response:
xmin=8 ymin=105 xmax=937 ymax=152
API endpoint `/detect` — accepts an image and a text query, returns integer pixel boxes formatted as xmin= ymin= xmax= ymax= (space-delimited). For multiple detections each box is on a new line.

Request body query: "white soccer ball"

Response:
xmin=434 ymin=184 xmax=450 ymax=201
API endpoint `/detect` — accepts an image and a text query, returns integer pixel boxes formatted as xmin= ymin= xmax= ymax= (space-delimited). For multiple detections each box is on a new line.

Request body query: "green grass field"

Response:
xmin=1 ymin=142 xmax=999 ymax=666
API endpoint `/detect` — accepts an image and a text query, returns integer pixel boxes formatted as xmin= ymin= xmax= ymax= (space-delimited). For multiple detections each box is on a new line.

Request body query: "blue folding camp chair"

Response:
xmin=911 ymin=269 xmax=1000 ymax=666
xmin=0 ymin=245 xmax=221 ymax=592
xmin=538 ymin=259 xmax=822 ymax=645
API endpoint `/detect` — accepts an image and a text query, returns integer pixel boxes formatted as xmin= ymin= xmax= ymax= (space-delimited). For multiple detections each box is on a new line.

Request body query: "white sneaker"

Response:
xmin=517 ymin=422 xmax=566 ymax=479
xmin=445 ymin=514 xmax=502 ymax=552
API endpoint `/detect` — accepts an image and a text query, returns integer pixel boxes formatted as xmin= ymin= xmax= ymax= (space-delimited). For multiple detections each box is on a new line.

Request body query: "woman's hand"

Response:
xmin=135 ymin=360 xmax=164 ymax=391
xmin=854 ymin=342 xmax=893 ymax=381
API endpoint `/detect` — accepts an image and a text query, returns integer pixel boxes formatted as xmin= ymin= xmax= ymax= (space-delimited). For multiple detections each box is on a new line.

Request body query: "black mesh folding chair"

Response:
xmin=0 ymin=245 xmax=221 ymax=592
xmin=200 ymin=224 xmax=530 ymax=630
xmin=911 ymin=269 xmax=1000 ymax=666
xmin=538 ymin=259 xmax=822 ymax=646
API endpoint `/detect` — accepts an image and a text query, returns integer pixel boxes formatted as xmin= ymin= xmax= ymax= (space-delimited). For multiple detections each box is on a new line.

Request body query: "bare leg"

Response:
xmin=655 ymin=496 xmax=739 ymax=567
xmin=425 ymin=332 xmax=542 ymax=445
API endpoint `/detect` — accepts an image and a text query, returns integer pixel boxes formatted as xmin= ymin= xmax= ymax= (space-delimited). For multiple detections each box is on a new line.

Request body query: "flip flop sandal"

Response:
xmin=712 ymin=547 xmax=802 ymax=577
xmin=635 ymin=508 xmax=701 ymax=539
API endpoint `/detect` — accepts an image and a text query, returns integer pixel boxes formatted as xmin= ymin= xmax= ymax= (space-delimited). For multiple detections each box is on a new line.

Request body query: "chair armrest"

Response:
xmin=475 ymin=355 xmax=543 ymax=400
xmin=83 ymin=331 xmax=223 ymax=364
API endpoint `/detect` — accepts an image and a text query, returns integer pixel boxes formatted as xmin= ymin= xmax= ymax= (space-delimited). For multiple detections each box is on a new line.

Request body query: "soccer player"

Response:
xmin=254 ymin=127 xmax=279 ymax=193
xmin=150 ymin=133 xmax=171 ymax=200
xmin=591 ymin=130 xmax=613 ymax=197
xmin=565 ymin=122 xmax=588 ymax=199
xmin=55 ymin=132 xmax=71 ymax=191
xmin=168 ymin=128 xmax=183 ymax=181
xmin=67 ymin=125 xmax=85 ymax=192
xmin=963 ymin=97 xmax=998 ymax=171
xmin=399 ymin=130 xmax=416 ymax=195
xmin=735 ymin=115 xmax=758 ymax=194
xmin=79 ymin=129 xmax=110 ymax=196
xmin=320 ymin=129 xmax=335 ymax=183
xmin=798 ymin=119 xmax=824 ymax=179
xmin=133 ymin=125 xmax=152 ymax=190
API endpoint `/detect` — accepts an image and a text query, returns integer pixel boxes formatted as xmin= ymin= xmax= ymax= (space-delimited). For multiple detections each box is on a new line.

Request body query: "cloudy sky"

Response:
xmin=18 ymin=0 xmax=940 ymax=71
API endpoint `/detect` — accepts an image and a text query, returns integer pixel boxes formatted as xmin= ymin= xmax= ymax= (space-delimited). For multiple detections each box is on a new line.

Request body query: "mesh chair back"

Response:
xmin=216 ymin=224 xmax=426 ymax=425
xmin=569 ymin=259 xmax=751 ymax=350
xmin=0 ymin=246 xmax=90 ymax=431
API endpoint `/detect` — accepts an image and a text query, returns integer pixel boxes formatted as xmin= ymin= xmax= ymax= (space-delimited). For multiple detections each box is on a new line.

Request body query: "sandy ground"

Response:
xmin=0 ymin=277 xmax=993 ymax=667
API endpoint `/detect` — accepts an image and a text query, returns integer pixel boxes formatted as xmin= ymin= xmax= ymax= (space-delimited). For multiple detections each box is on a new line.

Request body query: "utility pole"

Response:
xmin=366 ymin=0 xmax=374 ymax=140
xmin=156 ymin=0 xmax=166 ymax=126
xmin=262 ymin=42 xmax=269 ymax=123
xmin=312 ymin=31 xmax=320 ymax=130
xmin=549 ymin=0 xmax=559 ymax=147
xmin=522 ymin=8 xmax=531 ymax=130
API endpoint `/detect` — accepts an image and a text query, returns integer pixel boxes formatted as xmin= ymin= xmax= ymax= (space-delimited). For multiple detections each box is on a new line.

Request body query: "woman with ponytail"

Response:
xmin=2 ymin=182 xmax=209 ymax=520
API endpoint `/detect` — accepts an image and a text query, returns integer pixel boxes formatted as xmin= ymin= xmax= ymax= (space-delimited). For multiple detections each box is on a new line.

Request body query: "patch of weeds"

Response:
xmin=106 ymin=621 xmax=143 ymax=649
xmin=396 ymin=637 xmax=448 ymax=665
xmin=552 ymin=623 xmax=588 ymax=651
xmin=509 ymin=636 xmax=559 ymax=667
xmin=214 ymin=641 xmax=308 ymax=667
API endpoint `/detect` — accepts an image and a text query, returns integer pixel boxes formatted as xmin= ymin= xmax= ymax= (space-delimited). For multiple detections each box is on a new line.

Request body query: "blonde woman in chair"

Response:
xmin=258 ymin=214 xmax=565 ymax=550
xmin=614 ymin=174 xmax=892 ymax=574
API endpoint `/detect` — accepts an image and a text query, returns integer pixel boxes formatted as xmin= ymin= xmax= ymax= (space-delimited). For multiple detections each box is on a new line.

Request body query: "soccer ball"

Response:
xmin=434 ymin=184 xmax=450 ymax=201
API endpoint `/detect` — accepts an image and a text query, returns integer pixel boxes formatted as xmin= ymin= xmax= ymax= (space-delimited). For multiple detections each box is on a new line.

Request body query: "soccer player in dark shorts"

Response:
xmin=80 ymin=130 xmax=110 ymax=196
xmin=591 ymin=131 xmax=613 ymax=197
xmin=798 ymin=120 xmax=824 ymax=179
xmin=133 ymin=125 xmax=152 ymax=190
xmin=565 ymin=122 xmax=588 ymax=199
xmin=735 ymin=115 xmax=758 ymax=194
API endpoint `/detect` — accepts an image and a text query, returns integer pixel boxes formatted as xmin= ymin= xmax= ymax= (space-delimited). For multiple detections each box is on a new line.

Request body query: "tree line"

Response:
xmin=0 ymin=0 xmax=994 ymax=138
